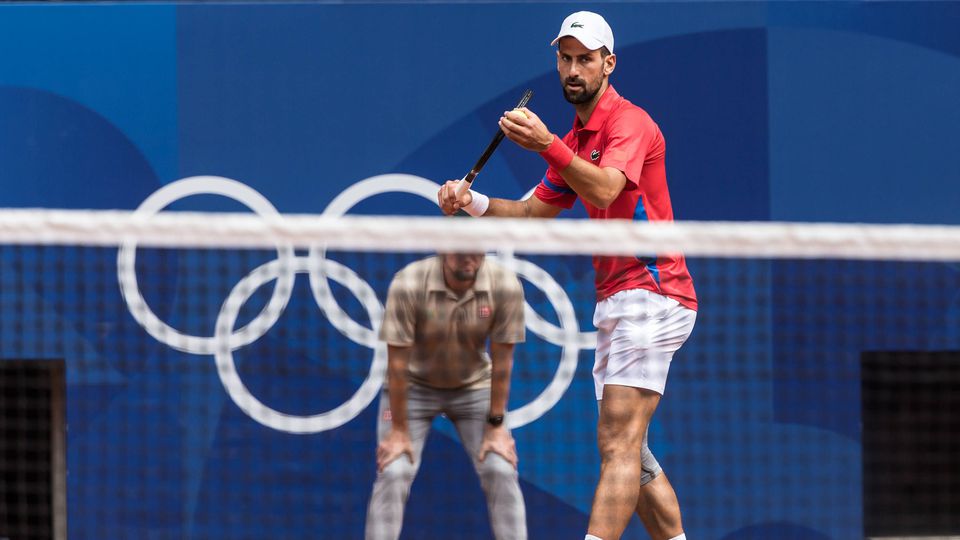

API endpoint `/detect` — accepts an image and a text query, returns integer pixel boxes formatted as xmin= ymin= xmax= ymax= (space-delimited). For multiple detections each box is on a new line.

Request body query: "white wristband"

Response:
xmin=464 ymin=189 xmax=489 ymax=217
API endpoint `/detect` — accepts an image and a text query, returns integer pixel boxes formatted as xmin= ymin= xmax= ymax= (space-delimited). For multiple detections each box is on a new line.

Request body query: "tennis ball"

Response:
xmin=507 ymin=109 xmax=528 ymax=120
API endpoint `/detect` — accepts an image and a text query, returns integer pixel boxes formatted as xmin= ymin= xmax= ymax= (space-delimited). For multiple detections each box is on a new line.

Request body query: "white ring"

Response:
xmin=307 ymin=174 xmax=448 ymax=346
xmin=117 ymin=176 xmax=296 ymax=355
xmin=321 ymin=173 xmax=442 ymax=217
xmin=214 ymin=256 xmax=386 ymax=434
xmin=489 ymin=254 xmax=581 ymax=428
xmin=310 ymin=174 xmax=585 ymax=429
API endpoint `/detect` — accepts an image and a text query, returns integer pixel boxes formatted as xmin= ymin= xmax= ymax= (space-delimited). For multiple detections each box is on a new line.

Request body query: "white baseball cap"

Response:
xmin=550 ymin=11 xmax=614 ymax=53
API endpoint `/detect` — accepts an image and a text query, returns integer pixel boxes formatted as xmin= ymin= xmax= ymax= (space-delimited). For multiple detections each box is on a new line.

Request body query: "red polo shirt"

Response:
xmin=533 ymin=85 xmax=697 ymax=310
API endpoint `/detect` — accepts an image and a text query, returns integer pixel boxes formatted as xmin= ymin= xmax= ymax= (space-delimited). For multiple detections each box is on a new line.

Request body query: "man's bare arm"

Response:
xmin=376 ymin=345 xmax=416 ymax=472
xmin=478 ymin=341 xmax=519 ymax=468
xmin=488 ymin=342 xmax=516 ymax=416
xmin=438 ymin=181 xmax=562 ymax=218
xmin=386 ymin=345 xmax=412 ymax=432
xmin=498 ymin=107 xmax=627 ymax=209
xmin=553 ymin=160 xmax=626 ymax=209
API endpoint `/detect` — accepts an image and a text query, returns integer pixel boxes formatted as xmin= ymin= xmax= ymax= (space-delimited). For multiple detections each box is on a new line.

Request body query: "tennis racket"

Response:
xmin=455 ymin=89 xmax=534 ymax=198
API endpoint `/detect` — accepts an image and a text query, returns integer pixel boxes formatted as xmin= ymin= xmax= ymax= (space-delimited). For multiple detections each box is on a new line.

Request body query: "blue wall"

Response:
xmin=1 ymin=2 xmax=959 ymax=539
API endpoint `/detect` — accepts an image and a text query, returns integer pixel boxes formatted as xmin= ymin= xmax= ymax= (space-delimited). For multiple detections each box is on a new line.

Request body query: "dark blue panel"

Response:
xmin=619 ymin=29 xmax=770 ymax=222
xmin=768 ymin=25 xmax=960 ymax=224
xmin=770 ymin=1 xmax=960 ymax=59
xmin=721 ymin=521 xmax=833 ymax=540
xmin=0 ymin=6 xmax=178 ymax=182
xmin=0 ymin=87 xmax=160 ymax=209
xmin=771 ymin=260 xmax=960 ymax=440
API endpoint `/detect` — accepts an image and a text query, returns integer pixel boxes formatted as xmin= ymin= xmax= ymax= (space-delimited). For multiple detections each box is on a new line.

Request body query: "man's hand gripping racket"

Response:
xmin=439 ymin=89 xmax=533 ymax=215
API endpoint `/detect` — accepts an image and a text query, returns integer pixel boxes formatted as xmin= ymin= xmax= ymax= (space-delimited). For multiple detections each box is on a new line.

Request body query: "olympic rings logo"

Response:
xmin=117 ymin=175 xmax=596 ymax=434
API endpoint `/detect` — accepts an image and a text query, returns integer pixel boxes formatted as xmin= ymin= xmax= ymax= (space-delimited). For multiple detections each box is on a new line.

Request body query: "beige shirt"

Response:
xmin=379 ymin=256 xmax=525 ymax=390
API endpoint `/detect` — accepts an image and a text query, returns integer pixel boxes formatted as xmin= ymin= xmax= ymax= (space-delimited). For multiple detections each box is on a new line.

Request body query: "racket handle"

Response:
xmin=456 ymin=171 xmax=478 ymax=197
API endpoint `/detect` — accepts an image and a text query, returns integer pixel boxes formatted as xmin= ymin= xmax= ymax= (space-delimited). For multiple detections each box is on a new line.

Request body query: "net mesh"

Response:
xmin=1 ymin=209 xmax=959 ymax=540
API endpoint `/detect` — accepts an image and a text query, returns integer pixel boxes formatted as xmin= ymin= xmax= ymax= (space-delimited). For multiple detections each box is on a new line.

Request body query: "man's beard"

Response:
xmin=453 ymin=269 xmax=477 ymax=282
xmin=563 ymin=77 xmax=602 ymax=105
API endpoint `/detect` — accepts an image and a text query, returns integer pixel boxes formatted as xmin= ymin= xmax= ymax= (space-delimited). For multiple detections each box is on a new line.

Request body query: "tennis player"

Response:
xmin=364 ymin=252 xmax=527 ymax=540
xmin=438 ymin=11 xmax=697 ymax=540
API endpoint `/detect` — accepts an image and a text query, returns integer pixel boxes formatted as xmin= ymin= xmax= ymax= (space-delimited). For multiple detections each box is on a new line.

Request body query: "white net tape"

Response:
xmin=1 ymin=207 xmax=959 ymax=261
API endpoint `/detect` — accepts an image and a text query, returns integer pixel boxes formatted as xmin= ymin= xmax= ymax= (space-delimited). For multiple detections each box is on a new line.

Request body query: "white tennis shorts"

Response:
xmin=593 ymin=288 xmax=697 ymax=399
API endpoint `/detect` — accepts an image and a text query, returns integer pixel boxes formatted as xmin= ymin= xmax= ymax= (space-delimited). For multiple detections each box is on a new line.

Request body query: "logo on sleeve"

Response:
xmin=591 ymin=149 xmax=600 ymax=161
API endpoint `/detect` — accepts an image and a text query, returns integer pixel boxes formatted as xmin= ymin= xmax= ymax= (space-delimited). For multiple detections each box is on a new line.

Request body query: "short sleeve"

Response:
xmin=490 ymin=270 xmax=525 ymax=344
xmin=533 ymin=169 xmax=578 ymax=209
xmin=379 ymin=273 xmax=417 ymax=346
xmin=600 ymin=109 xmax=657 ymax=187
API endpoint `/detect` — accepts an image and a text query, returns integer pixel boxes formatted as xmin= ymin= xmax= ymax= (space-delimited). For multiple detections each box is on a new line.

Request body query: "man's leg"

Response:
xmin=635 ymin=472 xmax=683 ymax=539
xmin=365 ymin=386 xmax=437 ymax=540
xmin=588 ymin=404 xmax=682 ymax=540
xmin=587 ymin=384 xmax=659 ymax=539
xmin=450 ymin=388 xmax=527 ymax=540
xmin=587 ymin=289 xmax=696 ymax=540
